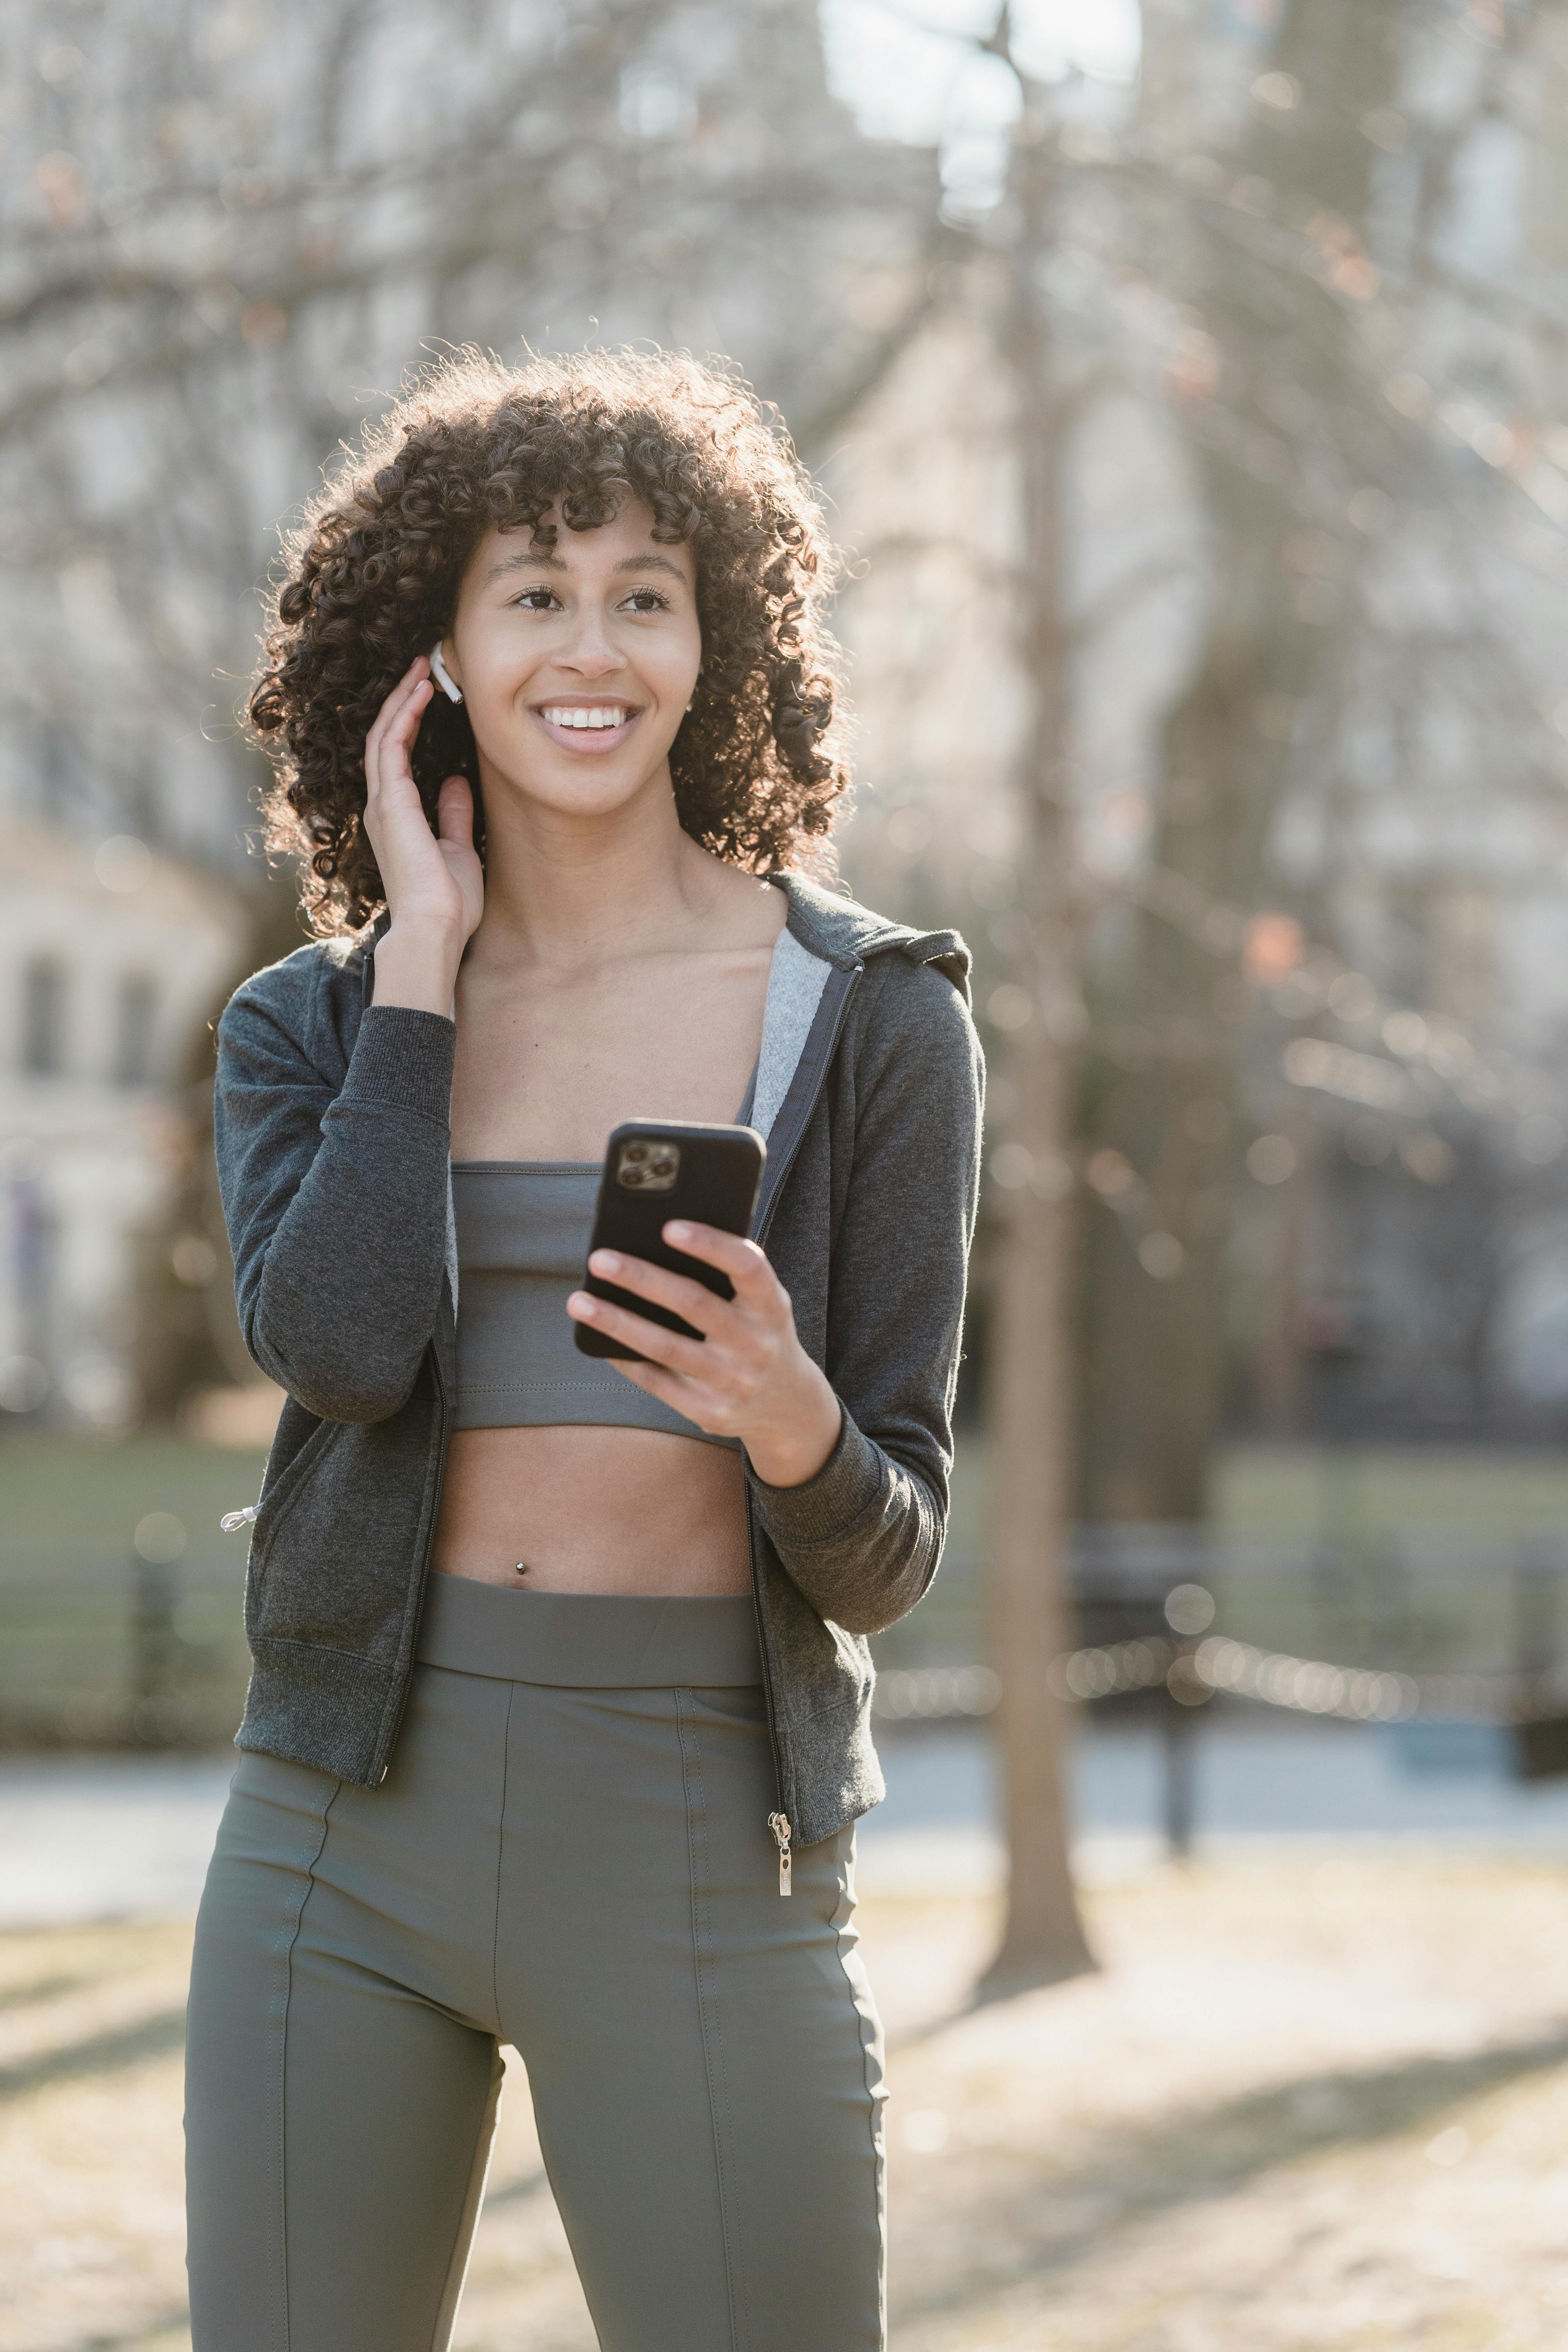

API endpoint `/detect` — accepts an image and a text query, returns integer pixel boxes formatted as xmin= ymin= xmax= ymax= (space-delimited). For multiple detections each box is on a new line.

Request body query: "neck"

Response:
xmin=470 ymin=759 xmax=718 ymax=970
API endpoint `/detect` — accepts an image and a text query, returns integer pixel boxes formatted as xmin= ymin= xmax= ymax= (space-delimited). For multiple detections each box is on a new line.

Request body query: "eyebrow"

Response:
xmin=484 ymin=548 xmax=566 ymax=581
xmin=612 ymin=553 xmax=688 ymax=581
xmin=482 ymin=547 xmax=690 ymax=585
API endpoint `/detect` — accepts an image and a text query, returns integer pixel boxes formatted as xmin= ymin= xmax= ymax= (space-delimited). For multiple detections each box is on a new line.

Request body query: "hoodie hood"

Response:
xmin=769 ymin=872 xmax=972 ymax=1005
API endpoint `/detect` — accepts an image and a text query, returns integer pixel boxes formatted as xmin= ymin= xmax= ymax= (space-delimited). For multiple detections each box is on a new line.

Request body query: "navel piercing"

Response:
xmin=514 ymin=1560 xmax=529 ymax=1577
xmin=429 ymin=642 xmax=463 ymax=703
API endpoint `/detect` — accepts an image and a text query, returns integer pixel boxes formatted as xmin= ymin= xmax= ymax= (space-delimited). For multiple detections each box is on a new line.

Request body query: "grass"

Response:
xmin=0 ymin=1437 xmax=270 ymax=1548
xmin=6 ymin=1855 xmax=1568 ymax=2348
xmin=1214 ymin=1444 xmax=1568 ymax=1541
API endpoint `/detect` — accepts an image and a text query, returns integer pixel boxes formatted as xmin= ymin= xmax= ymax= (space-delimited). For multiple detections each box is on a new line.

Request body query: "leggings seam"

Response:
xmin=275 ymin=1777 xmax=341 ymax=2352
xmin=675 ymin=1687 xmax=749 ymax=2352
xmin=491 ymin=1681 xmax=514 ymax=2034
xmin=830 ymin=1836 xmax=886 ymax=2350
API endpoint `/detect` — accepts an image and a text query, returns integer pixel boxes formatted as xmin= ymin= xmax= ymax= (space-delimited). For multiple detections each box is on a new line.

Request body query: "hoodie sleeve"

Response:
xmin=747 ymin=954 xmax=984 ymax=1633
xmin=214 ymin=953 xmax=455 ymax=1424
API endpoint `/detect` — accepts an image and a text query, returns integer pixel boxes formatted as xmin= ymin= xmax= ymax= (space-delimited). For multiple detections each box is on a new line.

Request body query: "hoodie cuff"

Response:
xmin=746 ymin=1402 xmax=887 ymax=1551
xmin=338 ymin=1005 xmax=456 ymax=1127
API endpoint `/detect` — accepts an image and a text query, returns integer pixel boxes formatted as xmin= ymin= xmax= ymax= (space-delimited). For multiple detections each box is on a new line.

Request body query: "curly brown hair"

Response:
xmin=249 ymin=347 xmax=850 ymax=934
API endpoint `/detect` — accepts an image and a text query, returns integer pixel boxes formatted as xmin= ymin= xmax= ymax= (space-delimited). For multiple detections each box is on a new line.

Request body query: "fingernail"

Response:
xmin=567 ymin=1292 xmax=596 ymax=1318
xmin=666 ymin=1221 xmax=691 ymax=1243
xmin=591 ymin=1250 xmax=622 ymax=1275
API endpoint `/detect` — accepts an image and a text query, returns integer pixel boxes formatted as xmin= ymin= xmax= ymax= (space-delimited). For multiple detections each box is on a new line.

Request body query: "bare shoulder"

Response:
xmin=689 ymin=850 xmax=789 ymax=951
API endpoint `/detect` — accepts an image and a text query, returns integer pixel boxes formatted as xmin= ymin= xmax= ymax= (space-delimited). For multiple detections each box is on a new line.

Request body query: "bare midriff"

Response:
xmin=429 ymin=1424 xmax=751 ymax=1594
xmin=430 ymin=871 xmax=788 ymax=1599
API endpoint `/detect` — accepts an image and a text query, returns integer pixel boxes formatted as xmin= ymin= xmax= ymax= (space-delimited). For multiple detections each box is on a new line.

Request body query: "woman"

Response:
xmin=187 ymin=348 xmax=982 ymax=2352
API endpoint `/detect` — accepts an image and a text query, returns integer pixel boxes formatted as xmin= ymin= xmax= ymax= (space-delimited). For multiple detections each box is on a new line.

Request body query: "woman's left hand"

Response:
xmin=566 ymin=1224 xmax=842 ymax=1488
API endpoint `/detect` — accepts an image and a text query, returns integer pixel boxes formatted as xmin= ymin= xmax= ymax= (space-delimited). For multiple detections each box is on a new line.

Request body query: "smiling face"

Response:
xmin=440 ymin=499 xmax=701 ymax=826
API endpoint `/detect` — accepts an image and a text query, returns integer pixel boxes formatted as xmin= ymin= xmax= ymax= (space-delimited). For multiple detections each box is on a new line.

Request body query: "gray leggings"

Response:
xmin=185 ymin=1575 xmax=886 ymax=2351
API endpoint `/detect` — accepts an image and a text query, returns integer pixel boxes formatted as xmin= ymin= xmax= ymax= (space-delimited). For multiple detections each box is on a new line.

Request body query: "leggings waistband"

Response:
xmin=415 ymin=1570 xmax=763 ymax=1688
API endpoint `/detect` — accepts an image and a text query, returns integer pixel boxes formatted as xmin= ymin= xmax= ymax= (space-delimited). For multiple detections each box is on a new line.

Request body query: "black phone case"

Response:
xmin=573 ymin=1120 xmax=766 ymax=1363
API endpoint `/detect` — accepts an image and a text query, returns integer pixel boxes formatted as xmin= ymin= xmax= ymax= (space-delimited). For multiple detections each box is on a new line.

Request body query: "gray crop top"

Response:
xmin=450 ymin=1071 xmax=756 ymax=1450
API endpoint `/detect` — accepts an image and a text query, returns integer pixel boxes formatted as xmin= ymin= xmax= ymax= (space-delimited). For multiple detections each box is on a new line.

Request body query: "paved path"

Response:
xmin=859 ymin=1717 xmax=1568 ymax=1891
xmin=8 ymin=1719 xmax=1568 ymax=1926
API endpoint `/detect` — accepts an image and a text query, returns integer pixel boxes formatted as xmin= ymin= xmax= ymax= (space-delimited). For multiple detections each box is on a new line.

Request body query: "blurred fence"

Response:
xmin=8 ymin=1488 xmax=1568 ymax=1752
xmin=0 ymin=1527 xmax=252 ymax=1747
xmin=875 ymin=1523 xmax=1568 ymax=1858
xmin=876 ymin=1524 xmax=1568 ymax=1689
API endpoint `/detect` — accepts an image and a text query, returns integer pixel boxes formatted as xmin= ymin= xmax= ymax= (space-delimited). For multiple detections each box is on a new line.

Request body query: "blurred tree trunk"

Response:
xmin=1258 ymin=1098 xmax=1314 ymax=1432
xmin=982 ymin=72 xmax=1096 ymax=1994
xmin=1081 ymin=0 xmax=1403 ymax=1524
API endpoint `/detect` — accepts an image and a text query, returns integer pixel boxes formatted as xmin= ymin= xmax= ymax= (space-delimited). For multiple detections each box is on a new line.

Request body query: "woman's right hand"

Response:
xmin=362 ymin=657 xmax=483 ymax=1014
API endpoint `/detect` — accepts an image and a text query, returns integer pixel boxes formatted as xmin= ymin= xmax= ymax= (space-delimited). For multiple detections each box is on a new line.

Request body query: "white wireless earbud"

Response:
xmin=429 ymin=642 xmax=463 ymax=704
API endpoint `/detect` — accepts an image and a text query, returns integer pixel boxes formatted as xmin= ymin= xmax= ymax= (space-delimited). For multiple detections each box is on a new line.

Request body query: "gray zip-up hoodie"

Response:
xmin=213 ymin=872 xmax=982 ymax=1852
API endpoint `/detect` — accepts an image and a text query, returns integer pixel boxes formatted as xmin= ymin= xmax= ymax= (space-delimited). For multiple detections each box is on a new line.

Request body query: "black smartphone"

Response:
xmin=573 ymin=1120 xmax=766 ymax=1362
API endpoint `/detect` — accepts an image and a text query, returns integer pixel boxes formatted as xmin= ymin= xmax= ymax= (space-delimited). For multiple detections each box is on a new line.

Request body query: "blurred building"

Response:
xmin=0 ymin=818 xmax=243 ymax=1434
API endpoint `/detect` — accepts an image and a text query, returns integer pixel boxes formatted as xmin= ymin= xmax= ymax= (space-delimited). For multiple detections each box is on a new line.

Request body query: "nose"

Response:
xmin=555 ymin=596 xmax=622 ymax=681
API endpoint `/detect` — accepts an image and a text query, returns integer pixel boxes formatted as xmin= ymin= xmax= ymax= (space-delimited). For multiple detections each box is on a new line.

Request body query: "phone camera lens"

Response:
xmin=617 ymin=1137 xmax=680 ymax=1191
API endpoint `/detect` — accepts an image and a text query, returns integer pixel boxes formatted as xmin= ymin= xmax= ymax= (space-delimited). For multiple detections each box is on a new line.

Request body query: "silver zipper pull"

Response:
xmin=768 ymin=1811 xmax=793 ymax=1897
xmin=220 ymin=1506 xmax=259 ymax=1532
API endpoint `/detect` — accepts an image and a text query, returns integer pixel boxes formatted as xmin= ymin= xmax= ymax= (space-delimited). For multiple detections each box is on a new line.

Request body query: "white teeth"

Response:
xmin=544 ymin=705 xmax=627 ymax=730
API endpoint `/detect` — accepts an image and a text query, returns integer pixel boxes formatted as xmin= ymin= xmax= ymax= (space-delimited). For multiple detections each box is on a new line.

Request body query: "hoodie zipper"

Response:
xmin=768 ymin=1811 xmax=793 ymax=1896
xmin=746 ymin=956 xmax=863 ymax=1891
xmin=226 ymin=917 xmax=868 ymax=1860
